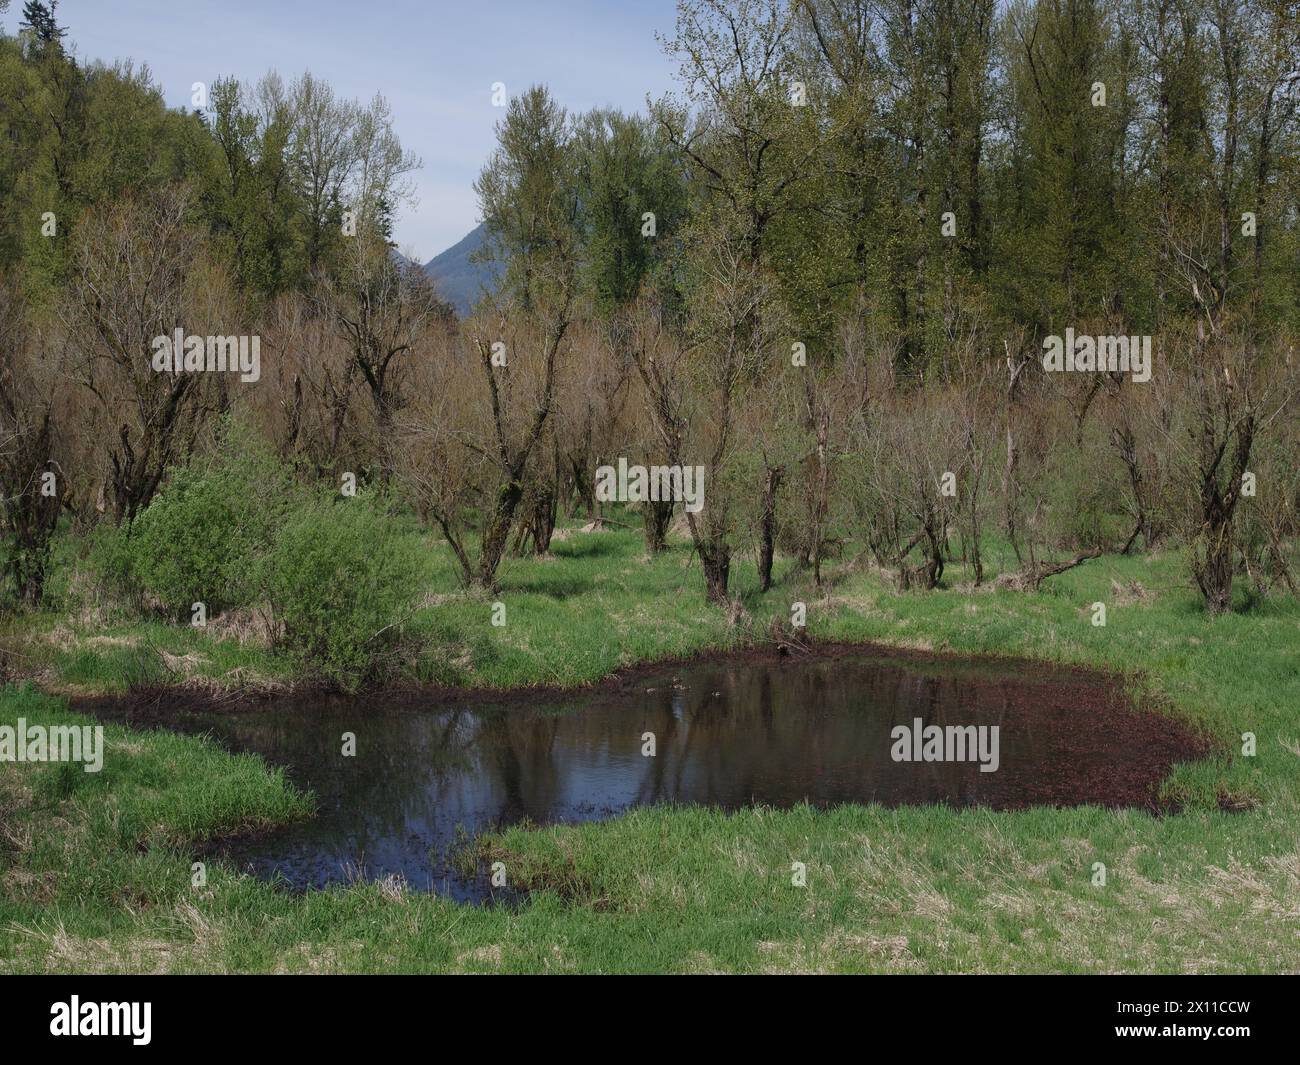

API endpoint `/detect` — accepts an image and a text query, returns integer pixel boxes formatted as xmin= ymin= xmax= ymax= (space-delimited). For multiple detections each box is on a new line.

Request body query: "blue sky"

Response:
xmin=3 ymin=0 xmax=681 ymax=261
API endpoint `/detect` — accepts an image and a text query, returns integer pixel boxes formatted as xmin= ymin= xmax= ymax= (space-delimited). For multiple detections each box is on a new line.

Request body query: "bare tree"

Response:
xmin=61 ymin=187 xmax=216 ymax=524
xmin=0 ymin=278 xmax=63 ymax=604
xmin=310 ymin=231 xmax=447 ymax=481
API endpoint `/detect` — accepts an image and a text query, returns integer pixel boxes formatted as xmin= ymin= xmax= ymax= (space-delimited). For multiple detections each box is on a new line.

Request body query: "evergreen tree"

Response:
xmin=19 ymin=0 xmax=65 ymax=44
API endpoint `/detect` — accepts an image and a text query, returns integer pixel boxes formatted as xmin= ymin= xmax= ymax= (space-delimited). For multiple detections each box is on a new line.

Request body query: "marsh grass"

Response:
xmin=2 ymin=519 xmax=1298 ymax=972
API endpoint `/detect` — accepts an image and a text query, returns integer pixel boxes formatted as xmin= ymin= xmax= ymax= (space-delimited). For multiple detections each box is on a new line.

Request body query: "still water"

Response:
xmin=125 ymin=651 xmax=1200 ymax=900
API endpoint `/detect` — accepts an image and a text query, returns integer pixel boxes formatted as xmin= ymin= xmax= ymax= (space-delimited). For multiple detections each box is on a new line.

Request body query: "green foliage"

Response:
xmin=262 ymin=494 xmax=425 ymax=688
xmin=93 ymin=433 xmax=294 ymax=617
xmin=79 ymin=441 xmax=432 ymax=688
xmin=475 ymin=85 xmax=579 ymax=311
xmin=19 ymin=1 xmax=64 ymax=44
xmin=194 ymin=76 xmax=306 ymax=298
xmin=54 ymin=642 xmax=166 ymax=691
xmin=573 ymin=109 xmax=686 ymax=313
xmin=0 ymin=20 xmax=417 ymax=308
xmin=1045 ymin=463 xmax=1128 ymax=552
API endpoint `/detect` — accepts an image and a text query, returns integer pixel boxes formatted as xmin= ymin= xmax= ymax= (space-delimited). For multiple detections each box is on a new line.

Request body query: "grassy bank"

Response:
xmin=2 ymin=523 xmax=1299 ymax=972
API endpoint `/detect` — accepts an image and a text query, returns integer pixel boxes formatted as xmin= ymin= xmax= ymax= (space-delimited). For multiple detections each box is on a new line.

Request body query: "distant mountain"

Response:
xmin=423 ymin=223 xmax=500 ymax=317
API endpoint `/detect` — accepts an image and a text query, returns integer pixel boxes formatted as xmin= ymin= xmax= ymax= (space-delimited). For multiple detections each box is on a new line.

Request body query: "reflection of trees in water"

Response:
xmin=479 ymin=710 xmax=564 ymax=822
xmin=190 ymin=656 xmax=1136 ymax=890
xmin=193 ymin=700 xmax=494 ymax=855
xmin=599 ymin=659 xmax=1041 ymax=809
xmin=603 ymin=661 xmax=910 ymax=808
xmin=198 ymin=665 xmax=1037 ymax=826
xmin=633 ymin=694 xmax=678 ymax=807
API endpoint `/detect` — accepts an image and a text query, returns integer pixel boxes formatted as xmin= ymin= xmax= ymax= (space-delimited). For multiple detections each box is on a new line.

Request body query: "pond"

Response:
xmin=85 ymin=647 xmax=1206 ymax=902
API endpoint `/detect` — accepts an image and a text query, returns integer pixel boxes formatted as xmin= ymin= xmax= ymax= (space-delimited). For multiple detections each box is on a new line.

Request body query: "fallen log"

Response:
xmin=992 ymin=547 xmax=1104 ymax=592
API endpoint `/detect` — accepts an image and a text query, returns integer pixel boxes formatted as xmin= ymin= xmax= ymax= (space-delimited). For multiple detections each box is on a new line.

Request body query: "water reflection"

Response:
xmin=140 ymin=653 xmax=1196 ymax=900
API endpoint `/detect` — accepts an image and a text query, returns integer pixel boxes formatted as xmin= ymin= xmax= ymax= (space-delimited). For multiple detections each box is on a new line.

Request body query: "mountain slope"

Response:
xmin=423 ymin=223 xmax=500 ymax=316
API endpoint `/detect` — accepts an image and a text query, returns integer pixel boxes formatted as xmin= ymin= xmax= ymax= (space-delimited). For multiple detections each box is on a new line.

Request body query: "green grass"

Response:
xmin=2 ymin=522 xmax=1299 ymax=972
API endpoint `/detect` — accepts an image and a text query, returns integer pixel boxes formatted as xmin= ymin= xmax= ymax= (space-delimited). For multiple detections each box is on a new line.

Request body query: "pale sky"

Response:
xmin=3 ymin=0 xmax=681 ymax=262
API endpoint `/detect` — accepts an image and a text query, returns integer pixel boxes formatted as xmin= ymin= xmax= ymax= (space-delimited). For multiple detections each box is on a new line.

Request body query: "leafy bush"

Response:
xmin=85 ymin=522 xmax=137 ymax=604
xmin=262 ymin=494 xmax=425 ymax=689
xmin=85 ymin=432 xmax=429 ymax=687
xmin=1042 ymin=445 xmax=1128 ymax=553
xmin=92 ymin=434 xmax=294 ymax=617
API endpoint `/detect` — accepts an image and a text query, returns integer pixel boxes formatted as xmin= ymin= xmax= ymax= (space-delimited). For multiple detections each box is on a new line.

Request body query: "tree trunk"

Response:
xmin=531 ymin=482 xmax=556 ymax=555
xmin=644 ymin=498 xmax=673 ymax=554
xmin=758 ymin=464 xmax=783 ymax=593
xmin=477 ymin=480 xmax=524 ymax=589
xmin=700 ymin=541 xmax=731 ymax=604
xmin=1195 ymin=522 xmax=1235 ymax=615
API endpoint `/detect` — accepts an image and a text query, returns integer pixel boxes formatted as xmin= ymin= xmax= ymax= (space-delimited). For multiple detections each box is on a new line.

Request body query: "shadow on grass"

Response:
xmin=550 ymin=534 xmax=628 ymax=560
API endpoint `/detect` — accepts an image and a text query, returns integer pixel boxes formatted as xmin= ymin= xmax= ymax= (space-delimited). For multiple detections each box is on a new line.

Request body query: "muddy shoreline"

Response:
xmin=69 ymin=638 xmax=1217 ymax=818
xmin=64 ymin=635 xmax=1189 ymax=717
xmin=47 ymin=638 xmax=1228 ymax=902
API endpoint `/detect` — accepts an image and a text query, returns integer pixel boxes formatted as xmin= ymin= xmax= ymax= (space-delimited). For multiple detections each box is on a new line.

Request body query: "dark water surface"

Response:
xmin=96 ymin=650 xmax=1204 ymax=901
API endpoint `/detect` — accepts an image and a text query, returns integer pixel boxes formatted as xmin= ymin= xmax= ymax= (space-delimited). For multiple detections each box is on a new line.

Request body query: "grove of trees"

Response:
xmin=3 ymin=0 xmax=1299 ymax=677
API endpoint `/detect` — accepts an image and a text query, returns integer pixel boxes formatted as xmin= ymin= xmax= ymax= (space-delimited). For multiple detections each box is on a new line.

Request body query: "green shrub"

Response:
xmin=83 ymin=433 xmax=428 ymax=687
xmin=1043 ymin=456 xmax=1128 ymax=552
xmin=92 ymin=434 xmax=295 ymax=617
xmin=262 ymin=494 xmax=425 ymax=689
xmin=85 ymin=521 xmax=137 ymax=604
